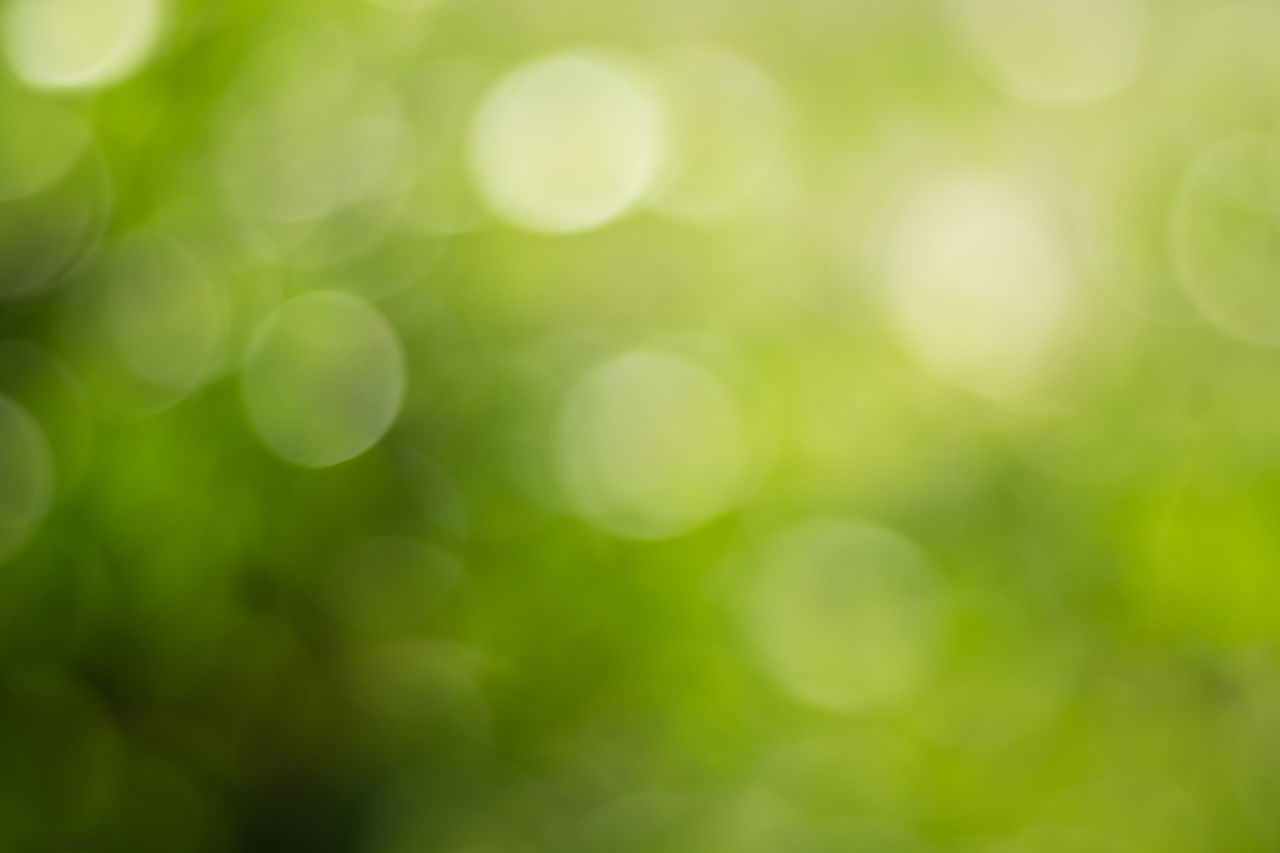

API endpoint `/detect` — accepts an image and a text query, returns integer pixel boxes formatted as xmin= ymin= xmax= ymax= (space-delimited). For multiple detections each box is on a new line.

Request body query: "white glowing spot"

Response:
xmin=469 ymin=51 xmax=664 ymax=233
xmin=3 ymin=0 xmax=162 ymax=91
xmin=0 ymin=395 xmax=55 ymax=560
xmin=649 ymin=47 xmax=791 ymax=221
xmin=558 ymin=351 xmax=752 ymax=540
xmin=741 ymin=519 xmax=939 ymax=713
xmin=103 ymin=233 xmax=224 ymax=393
xmin=242 ymin=290 xmax=405 ymax=468
xmin=885 ymin=175 xmax=1073 ymax=398
xmin=0 ymin=95 xmax=90 ymax=202
xmin=1171 ymin=136 xmax=1280 ymax=346
xmin=958 ymin=0 xmax=1145 ymax=105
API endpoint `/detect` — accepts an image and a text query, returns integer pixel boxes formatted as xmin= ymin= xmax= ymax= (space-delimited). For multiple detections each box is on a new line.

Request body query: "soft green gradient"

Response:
xmin=0 ymin=0 xmax=1278 ymax=850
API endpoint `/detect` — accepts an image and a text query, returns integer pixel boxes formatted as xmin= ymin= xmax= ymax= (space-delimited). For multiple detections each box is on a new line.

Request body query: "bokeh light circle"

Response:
xmin=221 ymin=75 xmax=410 ymax=227
xmin=0 ymin=148 xmax=112 ymax=300
xmin=1171 ymin=135 xmax=1280 ymax=346
xmin=103 ymin=233 xmax=224 ymax=394
xmin=469 ymin=50 xmax=664 ymax=233
xmin=558 ymin=351 xmax=752 ymax=540
xmin=648 ymin=46 xmax=791 ymax=222
xmin=885 ymin=174 xmax=1074 ymax=399
xmin=957 ymin=0 xmax=1145 ymax=105
xmin=0 ymin=341 xmax=93 ymax=500
xmin=242 ymin=290 xmax=405 ymax=468
xmin=0 ymin=94 xmax=90 ymax=202
xmin=0 ymin=394 xmax=55 ymax=559
xmin=741 ymin=519 xmax=940 ymax=713
xmin=3 ymin=0 xmax=162 ymax=91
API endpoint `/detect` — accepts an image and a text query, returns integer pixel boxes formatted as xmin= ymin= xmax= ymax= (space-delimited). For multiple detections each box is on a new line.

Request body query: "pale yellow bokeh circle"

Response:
xmin=470 ymin=51 xmax=664 ymax=233
xmin=885 ymin=175 xmax=1074 ymax=399
xmin=558 ymin=351 xmax=753 ymax=540
xmin=958 ymin=0 xmax=1145 ymax=105
xmin=741 ymin=519 xmax=940 ymax=712
xmin=3 ymin=0 xmax=162 ymax=91
xmin=242 ymin=291 xmax=406 ymax=468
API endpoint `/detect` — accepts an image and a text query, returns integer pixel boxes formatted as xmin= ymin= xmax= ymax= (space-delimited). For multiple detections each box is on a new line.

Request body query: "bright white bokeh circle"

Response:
xmin=469 ymin=50 xmax=664 ymax=233
xmin=741 ymin=519 xmax=940 ymax=713
xmin=242 ymin=290 xmax=405 ymax=468
xmin=3 ymin=0 xmax=162 ymax=91
xmin=558 ymin=351 xmax=752 ymax=540
xmin=885 ymin=174 xmax=1074 ymax=399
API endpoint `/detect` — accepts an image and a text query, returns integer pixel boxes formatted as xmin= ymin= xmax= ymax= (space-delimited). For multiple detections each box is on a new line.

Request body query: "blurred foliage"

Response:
xmin=3 ymin=0 xmax=1280 ymax=850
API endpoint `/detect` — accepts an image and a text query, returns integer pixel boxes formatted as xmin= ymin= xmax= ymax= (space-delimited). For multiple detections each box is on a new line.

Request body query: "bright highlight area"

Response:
xmin=957 ymin=0 xmax=1145 ymax=105
xmin=469 ymin=51 xmax=664 ymax=233
xmin=558 ymin=351 xmax=752 ymax=540
xmin=4 ymin=1 xmax=1280 ymax=847
xmin=242 ymin=290 xmax=405 ymax=468
xmin=2 ymin=0 xmax=162 ymax=91
xmin=740 ymin=519 xmax=939 ymax=713
xmin=885 ymin=174 xmax=1074 ymax=399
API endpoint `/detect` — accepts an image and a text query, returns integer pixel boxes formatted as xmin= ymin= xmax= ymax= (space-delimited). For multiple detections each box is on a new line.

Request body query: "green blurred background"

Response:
xmin=3 ymin=0 xmax=1280 ymax=849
